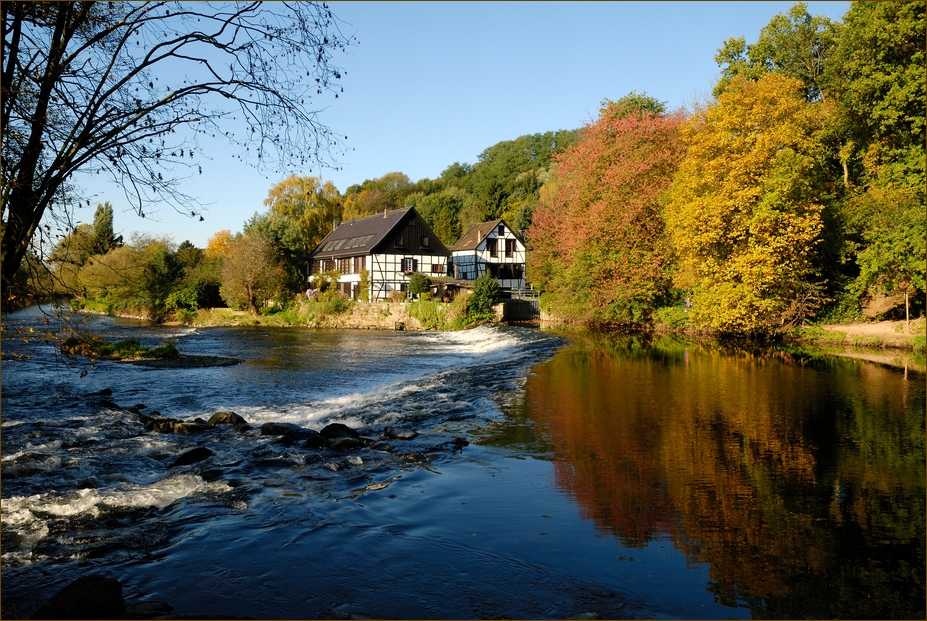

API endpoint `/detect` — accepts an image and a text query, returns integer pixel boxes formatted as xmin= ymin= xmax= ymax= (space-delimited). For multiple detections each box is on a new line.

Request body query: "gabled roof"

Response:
xmin=449 ymin=219 xmax=503 ymax=252
xmin=311 ymin=207 xmax=413 ymax=259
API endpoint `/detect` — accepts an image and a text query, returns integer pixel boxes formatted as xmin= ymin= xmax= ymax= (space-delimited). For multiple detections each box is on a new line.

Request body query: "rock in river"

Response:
xmin=383 ymin=426 xmax=418 ymax=440
xmin=208 ymin=411 xmax=248 ymax=427
xmin=170 ymin=447 xmax=215 ymax=468
xmin=320 ymin=422 xmax=359 ymax=439
xmin=30 ymin=574 xmax=124 ymax=619
xmin=260 ymin=422 xmax=320 ymax=443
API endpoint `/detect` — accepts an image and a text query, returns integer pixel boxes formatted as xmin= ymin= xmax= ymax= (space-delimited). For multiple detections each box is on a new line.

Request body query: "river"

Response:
xmin=1 ymin=306 xmax=924 ymax=619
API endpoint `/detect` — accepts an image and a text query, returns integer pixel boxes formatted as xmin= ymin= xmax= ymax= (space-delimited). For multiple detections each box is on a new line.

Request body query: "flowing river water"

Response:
xmin=1 ymin=306 xmax=924 ymax=619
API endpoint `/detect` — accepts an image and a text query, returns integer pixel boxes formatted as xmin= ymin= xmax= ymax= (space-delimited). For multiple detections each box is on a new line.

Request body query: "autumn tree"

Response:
xmin=529 ymin=94 xmax=685 ymax=325
xmin=1 ymin=1 xmax=355 ymax=297
xmin=220 ymin=233 xmax=284 ymax=315
xmin=665 ymin=74 xmax=831 ymax=334
xmin=204 ymin=230 xmax=234 ymax=260
xmin=249 ymin=174 xmax=342 ymax=291
xmin=343 ymin=172 xmax=415 ymax=219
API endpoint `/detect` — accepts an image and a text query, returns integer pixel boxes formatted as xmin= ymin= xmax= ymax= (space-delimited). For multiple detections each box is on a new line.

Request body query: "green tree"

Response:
xmin=220 ymin=233 xmax=285 ymax=315
xmin=408 ymin=272 xmax=431 ymax=297
xmin=827 ymin=1 xmax=925 ymax=193
xmin=91 ymin=202 xmax=121 ymax=255
xmin=826 ymin=1 xmax=926 ymax=317
xmin=358 ymin=269 xmax=370 ymax=302
xmin=714 ymin=3 xmax=838 ymax=101
xmin=412 ymin=186 xmax=475 ymax=245
xmin=850 ymin=188 xmax=926 ymax=321
xmin=141 ymin=247 xmax=183 ymax=321
xmin=665 ymin=74 xmax=831 ymax=334
xmin=468 ymin=273 xmax=500 ymax=318
xmin=2 ymin=2 xmax=354 ymax=297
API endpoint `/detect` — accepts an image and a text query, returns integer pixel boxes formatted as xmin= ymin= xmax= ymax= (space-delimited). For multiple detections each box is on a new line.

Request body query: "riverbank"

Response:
xmin=787 ymin=317 xmax=926 ymax=351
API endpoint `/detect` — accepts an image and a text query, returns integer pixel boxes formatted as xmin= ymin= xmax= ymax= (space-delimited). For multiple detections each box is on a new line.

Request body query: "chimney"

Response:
xmin=332 ymin=219 xmax=340 ymax=231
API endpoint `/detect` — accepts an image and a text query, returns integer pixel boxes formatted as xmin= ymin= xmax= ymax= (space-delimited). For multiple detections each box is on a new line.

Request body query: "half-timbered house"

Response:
xmin=448 ymin=219 xmax=527 ymax=292
xmin=309 ymin=207 xmax=451 ymax=301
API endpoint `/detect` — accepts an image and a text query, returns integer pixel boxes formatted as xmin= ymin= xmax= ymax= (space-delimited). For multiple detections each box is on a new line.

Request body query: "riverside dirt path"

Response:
xmin=819 ymin=318 xmax=925 ymax=349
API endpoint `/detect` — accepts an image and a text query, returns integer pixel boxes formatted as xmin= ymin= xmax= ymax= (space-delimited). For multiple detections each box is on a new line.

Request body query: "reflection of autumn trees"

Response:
xmin=527 ymin=336 xmax=677 ymax=546
xmin=526 ymin=333 xmax=925 ymax=617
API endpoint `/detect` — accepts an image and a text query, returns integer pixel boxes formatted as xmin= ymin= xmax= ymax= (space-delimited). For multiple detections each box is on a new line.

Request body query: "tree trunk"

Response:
xmin=2 ymin=193 xmax=42 ymax=297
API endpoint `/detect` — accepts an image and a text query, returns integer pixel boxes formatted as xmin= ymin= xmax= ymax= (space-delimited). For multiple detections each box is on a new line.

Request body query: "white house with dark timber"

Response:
xmin=309 ymin=207 xmax=451 ymax=301
xmin=448 ymin=219 xmax=527 ymax=292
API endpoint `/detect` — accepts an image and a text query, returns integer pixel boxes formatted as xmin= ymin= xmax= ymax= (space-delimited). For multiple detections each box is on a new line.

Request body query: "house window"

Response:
xmin=431 ymin=263 xmax=444 ymax=275
xmin=505 ymin=239 xmax=515 ymax=257
xmin=338 ymin=258 xmax=352 ymax=274
xmin=498 ymin=224 xmax=505 ymax=236
xmin=401 ymin=258 xmax=417 ymax=273
xmin=354 ymin=256 xmax=364 ymax=273
xmin=321 ymin=259 xmax=335 ymax=272
xmin=421 ymin=236 xmax=430 ymax=249
xmin=486 ymin=238 xmax=497 ymax=258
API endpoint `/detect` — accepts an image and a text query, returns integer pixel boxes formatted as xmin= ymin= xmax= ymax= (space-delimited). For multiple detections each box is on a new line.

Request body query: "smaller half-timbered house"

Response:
xmin=448 ymin=219 xmax=527 ymax=292
xmin=309 ymin=207 xmax=451 ymax=301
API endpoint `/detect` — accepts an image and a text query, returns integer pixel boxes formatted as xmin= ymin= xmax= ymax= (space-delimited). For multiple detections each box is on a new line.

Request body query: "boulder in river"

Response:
xmin=208 ymin=411 xmax=248 ymax=427
xmin=328 ymin=436 xmax=367 ymax=452
xmin=320 ymin=422 xmax=359 ymax=439
xmin=302 ymin=433 xmax=327 ymax=449
xmin=260 ymin=422 xmax=318 ymax=442
xmin=30 ymin=574 xmax=124 ymax=619
xmin=383 ymin=426 xmax=418 ymax=440
xmin=170 ymin=447 xmax=215 ymax=468
xmin=142 ymin=417 xmax=210 ymax=434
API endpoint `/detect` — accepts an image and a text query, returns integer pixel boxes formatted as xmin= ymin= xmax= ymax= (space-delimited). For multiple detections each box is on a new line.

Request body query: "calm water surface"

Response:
xmin=1 ymin=308 xmax=924 ymax=619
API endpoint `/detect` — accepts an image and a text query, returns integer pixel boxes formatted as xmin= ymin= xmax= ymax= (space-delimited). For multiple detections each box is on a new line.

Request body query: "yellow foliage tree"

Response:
xmin=665 ymin=73 xmax=830 ymax=333
xmin=204 ymin=230 xmax=234 ymax=259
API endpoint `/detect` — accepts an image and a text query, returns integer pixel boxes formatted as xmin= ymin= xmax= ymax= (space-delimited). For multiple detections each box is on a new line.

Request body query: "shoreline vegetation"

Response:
xmin=23 ymin=297 xmax=923 ymax=373
xmin=5 ymin=2 xmax=924 ymax=376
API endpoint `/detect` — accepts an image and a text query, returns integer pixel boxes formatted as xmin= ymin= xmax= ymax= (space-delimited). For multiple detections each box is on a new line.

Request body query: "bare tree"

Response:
xmin=1 ymin=1 xmax=356 ymax=296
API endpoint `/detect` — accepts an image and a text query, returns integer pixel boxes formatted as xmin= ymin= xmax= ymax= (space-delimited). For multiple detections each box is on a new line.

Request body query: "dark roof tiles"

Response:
xmin=310 ymin=208 xmax=412 ymax=258
xmin=449 ymin=219 xmax=502 ymax=252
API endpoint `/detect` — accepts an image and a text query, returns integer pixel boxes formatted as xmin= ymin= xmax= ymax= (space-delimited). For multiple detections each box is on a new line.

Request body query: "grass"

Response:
xmin=60 ymin=334 xmax=179 ymax=360
xmin=408 ymin=299 xmax=446 ymax=330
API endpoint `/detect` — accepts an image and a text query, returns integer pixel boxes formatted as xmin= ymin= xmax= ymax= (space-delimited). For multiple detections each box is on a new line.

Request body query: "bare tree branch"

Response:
xmin=2 ymin=1 xmax=356 ymax=296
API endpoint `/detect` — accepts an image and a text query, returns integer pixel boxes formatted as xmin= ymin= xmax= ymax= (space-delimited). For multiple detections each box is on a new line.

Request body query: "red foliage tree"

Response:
xmin=528 ymin=97 xmax=686 ymax=324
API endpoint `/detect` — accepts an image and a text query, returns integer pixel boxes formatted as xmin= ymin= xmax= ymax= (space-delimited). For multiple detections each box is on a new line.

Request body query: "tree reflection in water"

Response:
xmin=521 ymin=332 xmax=925 ymax=619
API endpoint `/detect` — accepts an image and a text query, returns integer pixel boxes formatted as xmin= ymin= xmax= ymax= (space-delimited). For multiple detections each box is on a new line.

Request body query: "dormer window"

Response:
xmin=498 ymin=224 xmax=505 ymax=236
xmin=421 ymin=236 xmax=430 ymax=249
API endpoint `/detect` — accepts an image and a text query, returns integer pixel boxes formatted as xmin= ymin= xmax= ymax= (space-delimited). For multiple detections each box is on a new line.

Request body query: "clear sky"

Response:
xmin=75 ymin=1 xmax=851 ymax=248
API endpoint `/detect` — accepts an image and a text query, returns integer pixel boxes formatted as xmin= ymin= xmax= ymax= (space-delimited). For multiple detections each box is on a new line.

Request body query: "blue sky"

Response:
xmin=77 ymin=1 xmax=851 ymax=248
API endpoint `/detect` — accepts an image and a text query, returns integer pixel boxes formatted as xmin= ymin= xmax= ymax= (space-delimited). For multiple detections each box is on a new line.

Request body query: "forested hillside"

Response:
xmin=26 ymin=2 xmax=924 ymax=336
xmin=530 ymin=1 xmax=925 ymax=332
